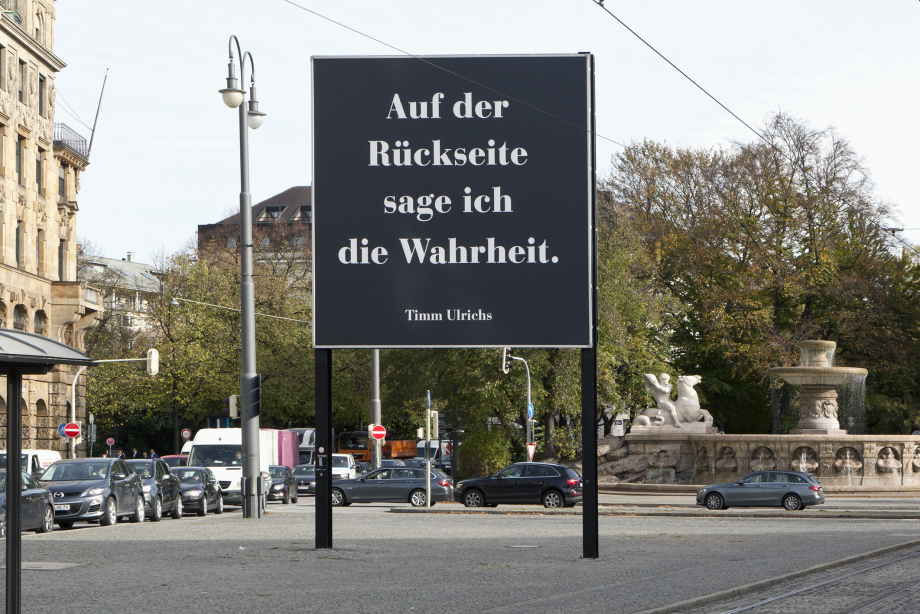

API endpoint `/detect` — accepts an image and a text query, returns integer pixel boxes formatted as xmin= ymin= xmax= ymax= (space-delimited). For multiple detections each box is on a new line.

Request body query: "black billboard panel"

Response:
xmin=312 ymin=54 xmax=594 ymax=348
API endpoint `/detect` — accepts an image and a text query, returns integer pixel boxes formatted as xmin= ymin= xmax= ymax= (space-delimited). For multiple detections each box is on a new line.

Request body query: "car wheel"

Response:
xmin=463 ymin=489 xmax=485 ymax=508
xmin=331 ymin=488 xmax=346 ymax=507
xmin=197 ymin=496 xmax=208 ymax=516
xmin=215 ymin=495 xmax=224 ymax=514
xmin=57 ymin=520 xmax=74 ymax=529
xmin=283 ymin=487 xmax=291 ymax=505
xmin=783 ymin=494 xmax=803 ymax=511
xmin=151 ymin=497 xmax=163 ymax=522
xmin=410 ymin=489 xmax=427 ymax=507
xmin=292 ymin=490 xmax=298 ymax=504
xmin=704 ymin=493 xmax=724 ymax=511
xmin=36 ymin=505 xmax=54 ymax=534
xmin=171 ymin=497 xmax=183 ymax=519
xmin=100 ymin=497 xmax=117 ymax=526
xmin=129 ymin=495 xmax=145 ymax=523
xmin=542 ymin=490 xmax=563 ymax=508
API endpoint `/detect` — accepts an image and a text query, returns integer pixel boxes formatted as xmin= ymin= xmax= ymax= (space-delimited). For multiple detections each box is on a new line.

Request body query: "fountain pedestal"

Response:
xmin=789 ymin=384 xmax=847 ymax=435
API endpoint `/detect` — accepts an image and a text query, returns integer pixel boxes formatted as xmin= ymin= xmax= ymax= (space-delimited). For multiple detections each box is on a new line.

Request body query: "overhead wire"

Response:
xmin=588 ymin=0 xmax=920 ymax=259
xmin=54 ymin=89 xmax=93 ymax=132
xmin=280 ymin=0 xmax=626 ymax=148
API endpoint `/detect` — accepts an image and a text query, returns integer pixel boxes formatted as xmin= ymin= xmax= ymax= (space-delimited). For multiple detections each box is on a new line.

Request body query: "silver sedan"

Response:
xmin=696 ymin=471 xmax=825 ymax=511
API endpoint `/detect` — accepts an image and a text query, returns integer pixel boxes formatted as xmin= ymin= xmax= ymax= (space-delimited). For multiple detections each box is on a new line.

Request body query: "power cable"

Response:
xmin=589 ymin=0 xmax=920 ymax=259
xmin=280 ymin=0 xmax=626 ymax=148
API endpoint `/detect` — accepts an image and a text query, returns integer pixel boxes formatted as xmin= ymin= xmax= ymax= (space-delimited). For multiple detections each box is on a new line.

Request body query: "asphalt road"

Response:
xmin=11 ymin=500 xmax=920 ymax=613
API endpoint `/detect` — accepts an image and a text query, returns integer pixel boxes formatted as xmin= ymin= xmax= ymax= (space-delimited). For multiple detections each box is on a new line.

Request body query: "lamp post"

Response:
xmin=219 ymin=35 xmax=266 ymax=519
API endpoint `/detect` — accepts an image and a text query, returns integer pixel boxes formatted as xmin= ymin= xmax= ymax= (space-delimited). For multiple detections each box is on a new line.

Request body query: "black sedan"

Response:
xmin=267 ymin=465 xmax=298 ymax=504
xmin=455 ymin=462 xmax=583 ymax=508
xmin=173 ymin=467 xmax=223 ymax=516
xmin=696 ymin=471 xmax=826 ymax=511
xmin=331 ymin=467 xmax=453 ymax=507
xmin=40 ymin=459 xmax=144 ymax=527
xmin=293 ymin=465 xmax=315 ymax=495
xmin=126 ymin=459 xmax=182 ymax=521
xmin=0 ymin=471 xmax=55 ymax=537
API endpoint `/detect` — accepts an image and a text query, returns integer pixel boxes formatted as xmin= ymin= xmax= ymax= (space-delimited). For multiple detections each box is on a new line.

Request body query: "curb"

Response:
xmin=628 ymin=538 xmax=920 ymax=614
xmin=388 ymin=507 xmax=920 ymax=520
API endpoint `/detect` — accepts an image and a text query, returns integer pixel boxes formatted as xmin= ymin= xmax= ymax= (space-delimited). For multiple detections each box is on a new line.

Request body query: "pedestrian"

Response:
xmin=117 ymin=450 xmax=125 ymax=459
xmin=150 ymin=449 xmax=159 ymax=459
xmin=142 ymin=452 xmax=148 ymax=459
xmin=101 ymin=450 xmax=109 ymax=458
xmin=132 ymin=448 xmax=139 ymax=459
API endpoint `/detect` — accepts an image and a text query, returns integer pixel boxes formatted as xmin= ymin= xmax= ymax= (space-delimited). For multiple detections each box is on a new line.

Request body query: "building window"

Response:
xmin=58 ymin=239 xmax=65 ymax=280
xmin=18 ymin=61 xmax=25 ymax=103
xmin=258 ymin=206 xmax=283 ymax=222
xmin=260 ymin=237 xmax=270 ymax=248
xmin=59 ymin=166 xmax=65 ymax=199
xmin=33 ymin=311 xmax=47 ymax=335
xmin=299 ymin=204 xmax=312 ymax=221
xmin=36 ymin=228 xmax=44 ymax=275
xmin=36 ymin=149 xmax=42 ymax=193
xmin=38 ymin=74 xmax=44 ymax=115
xmin=16 ymin=137 xmax=22 ymax=185
xmin=226 ymin=236 xmax=237 ymax=249
xmin=15 ymin=221 xmax=21 ymax=268
xmin=291 ymin=237 xmax=306 ymax=249
xmin=0 ymin=46 xmax=5 ymax=89
xmin=13 ymin=305 xmax=27 ymax=331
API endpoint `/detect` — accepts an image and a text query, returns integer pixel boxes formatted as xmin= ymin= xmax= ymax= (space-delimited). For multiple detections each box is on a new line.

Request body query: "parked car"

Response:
xmin=293 ymin=465 xmax=316 ymax=496
xmin=0 ymin=449 xmax=63 ymax=479
xmin=267 ymin=465 xmax=297 ymax=504
xmin=160 ymin=454 xmax=188 ymax=468
xmin=39 ymin=458 xmax=144 ymax=528
xmin=402 ymin=458 xmax=428 ymax=468
xmin=354 ymin=460 xmax=370 ymax=476
xmin=455 ymin=462 xmax=583 ymax=508
xmin=331 ymin=467 xmax=453 ymax=507
xmin=174 ymin=467 xmax=223 ymax=516
xmin=379 ymin=459 xmax=406 ymax=468
xmin=696 ymin=471 xmax=825 ymax=511
xmin=126 ymin=459 xmax=182 ymax=521
xmin=437 ymin=455 xmax=453 ymax=474
xmin=331 ymin=454 xmax=357 ymax=480
xmin=0 ymin=471 xmax=55 ymax=537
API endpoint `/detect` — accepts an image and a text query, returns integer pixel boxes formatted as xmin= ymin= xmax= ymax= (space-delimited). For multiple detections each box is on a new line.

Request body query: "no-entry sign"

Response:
xmin=312 ymin=55 xmax=594 ymax=348
xmin=371 ymin=425 xmax=387 ymax=441
xmin=63 ymin=423 xmax=80 ymax=438
xmin=181 ymin=428 xmax=192 ymax=440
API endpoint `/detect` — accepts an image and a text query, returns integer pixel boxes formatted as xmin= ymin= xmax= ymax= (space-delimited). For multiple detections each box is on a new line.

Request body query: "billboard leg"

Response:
xmin=6 ymin=369 xmax=23 ymax=614
xmin=315 ymin=349 xmax=333 ymax=549
xmin=581 ymin=347 xmax=599 ymax=559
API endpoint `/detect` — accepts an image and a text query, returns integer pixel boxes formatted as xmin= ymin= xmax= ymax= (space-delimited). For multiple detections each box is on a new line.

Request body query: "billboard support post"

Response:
xmin=315 ymin=348 xmax=333 ymax=549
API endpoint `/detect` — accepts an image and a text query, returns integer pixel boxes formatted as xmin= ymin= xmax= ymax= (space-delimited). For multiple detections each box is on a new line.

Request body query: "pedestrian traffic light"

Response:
xmin=229 ymin=395 xmax=239 ymax=419
xmin=501 ymin=348 xmax=513 ymax=374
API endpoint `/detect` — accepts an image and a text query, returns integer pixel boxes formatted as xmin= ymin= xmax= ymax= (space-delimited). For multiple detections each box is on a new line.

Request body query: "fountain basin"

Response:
xmin=766 ymin=366 xmax=868 ymax=386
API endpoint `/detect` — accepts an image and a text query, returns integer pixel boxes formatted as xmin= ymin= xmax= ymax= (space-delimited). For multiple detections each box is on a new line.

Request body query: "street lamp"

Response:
xmin=220 ymin=35 xmax=265 ymax=519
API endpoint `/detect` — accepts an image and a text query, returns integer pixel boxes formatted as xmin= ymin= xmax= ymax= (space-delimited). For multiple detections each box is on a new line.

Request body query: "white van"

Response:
xmin=0 ymin=449 xmax=62 ymax=479
xmin=187 ymin=428 xmax=273 ymax=506
xmin=331 ymin=454 xmax=357 ymax=480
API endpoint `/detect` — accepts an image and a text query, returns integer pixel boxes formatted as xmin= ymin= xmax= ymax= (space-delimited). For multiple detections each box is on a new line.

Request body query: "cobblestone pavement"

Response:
xmin=10 ymin=501 xmax=920 ymax=613
xmin=676 ymin=546 xmax=920 ymax=614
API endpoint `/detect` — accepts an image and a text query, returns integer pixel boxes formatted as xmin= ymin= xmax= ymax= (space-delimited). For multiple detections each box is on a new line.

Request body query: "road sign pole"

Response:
xmin=315 ymin=348 xmax=333 ymax=549
xmin=426 ymin=391 xmax=431 ymax=509
xmin=6 ymin=368 xmax=23 ymax=614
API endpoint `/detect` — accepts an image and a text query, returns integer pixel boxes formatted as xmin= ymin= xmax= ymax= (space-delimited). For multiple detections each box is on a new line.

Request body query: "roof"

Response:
xmin=82 ymin=256 xmax=162 ymax=293
xmin=212 ymin=186 xmax=312 ymax=225
xmin=0 ymin=330 xmax=94 ymax=368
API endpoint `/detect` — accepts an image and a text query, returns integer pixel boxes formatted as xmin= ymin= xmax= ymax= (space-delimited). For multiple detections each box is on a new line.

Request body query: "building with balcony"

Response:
xmin=0 ymin=1 xmax=103 ymax=455
xmin=79 ymin=251 xmax=161 ymax=333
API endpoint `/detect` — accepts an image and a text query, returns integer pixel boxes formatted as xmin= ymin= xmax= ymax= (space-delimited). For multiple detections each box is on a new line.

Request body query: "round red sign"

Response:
xmin=371 ymin=425 xmax=387 ymax=441
xmin=106 ymin=438 xmax=115 ymax=446
xmin=181 ymin=428 xmax=192 ymax=440
xmin=63 ymin=422 xmax=81 ymax=438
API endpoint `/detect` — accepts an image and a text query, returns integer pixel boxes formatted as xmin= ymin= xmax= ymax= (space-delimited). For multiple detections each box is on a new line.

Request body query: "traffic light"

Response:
xmin=229 ymin=395 xmax=238 ymax=419
xmin=501 ymin=348 xmax=513 ymax=374
xmin=146 ymin=348 xmax=159 ymax=376
xmin=430 ymin=410 xmax=439 ymax=438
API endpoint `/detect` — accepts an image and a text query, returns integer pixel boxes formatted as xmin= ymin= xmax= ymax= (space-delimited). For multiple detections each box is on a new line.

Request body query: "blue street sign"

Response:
xmin=528 ymin=403 xmax=534 ymax=419
xmin=427 ymin=390 xmax=431 ymax=410
xmin=57 ymin=423 xmax=67 ymax=437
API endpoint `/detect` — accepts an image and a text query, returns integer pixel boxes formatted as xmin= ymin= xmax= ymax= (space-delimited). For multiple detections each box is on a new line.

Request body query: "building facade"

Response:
xmin=0 ymin=1 xmax=103 ymax=455
xmin=197 ymin=186 xmax=312 ymax=253
xmin=80 ymin=252 xmax=160 ymax=334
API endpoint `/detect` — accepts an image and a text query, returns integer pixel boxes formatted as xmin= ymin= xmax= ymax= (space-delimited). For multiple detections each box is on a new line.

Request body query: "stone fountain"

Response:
xmin=599 ymin=340 xmax=920 ymax=494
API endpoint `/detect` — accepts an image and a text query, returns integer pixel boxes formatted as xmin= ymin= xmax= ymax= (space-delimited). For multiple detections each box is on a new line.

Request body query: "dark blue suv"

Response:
xmin=40 ymin=458 xmax=144 ymax=528
xmin=455 ymin=462 xmax=583 ymax=508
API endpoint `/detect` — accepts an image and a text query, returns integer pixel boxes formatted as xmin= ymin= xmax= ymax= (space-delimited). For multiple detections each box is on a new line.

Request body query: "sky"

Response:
xmin=51 ymin=0 xmax=920 ymax=263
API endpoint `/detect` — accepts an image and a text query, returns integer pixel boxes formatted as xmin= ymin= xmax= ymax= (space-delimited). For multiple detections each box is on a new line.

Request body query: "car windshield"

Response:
xmin=162 ymin=456 xmax=186 ymax=468
xmin=338 ymin=433 xmax=368 ymax=451
xmin=269 ymin=467 xmax=287 ymax=478
xmin=189 ymin=445 xmax=242 ymax=466
xmin=175 ymin=469 xmax=205 ymax=484
xmin=293 ymin=466 xmax=315 ymax=477
xmin=332 ymin=457 xmax=350 ymax=467
xmin=127 ymin=461 xmax=154 ymax=479
xmin=41 ymin=462 xmax=109 ymax=481
xmin=0 ymin=454 xmax=28 ymax=468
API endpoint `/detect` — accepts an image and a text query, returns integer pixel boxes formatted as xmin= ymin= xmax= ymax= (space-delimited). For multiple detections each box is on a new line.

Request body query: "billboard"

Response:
xmin=312 ymin=54 xmax=594 ymax=348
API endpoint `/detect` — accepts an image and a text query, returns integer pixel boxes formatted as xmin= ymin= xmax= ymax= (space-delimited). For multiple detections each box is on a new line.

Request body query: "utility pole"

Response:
xmin=501 ymin=348 xmax=533 ymax=445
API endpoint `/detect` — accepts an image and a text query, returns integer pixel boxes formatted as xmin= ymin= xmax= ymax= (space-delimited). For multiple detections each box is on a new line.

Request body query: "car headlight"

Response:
xmin=698 ymin=488 xmax=707 ymax=494
xmin=186 ymin=489 xmax=203 ymax=498
xmin=142 ymin=485 xmax=151 ymax=493
xmin=81 ymin=487 xmax=106 ymax=497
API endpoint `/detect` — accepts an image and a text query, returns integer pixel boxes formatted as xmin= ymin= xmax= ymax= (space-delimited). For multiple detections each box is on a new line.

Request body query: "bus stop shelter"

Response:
xmin=0 ymin=330 xmax=94 ymax=614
